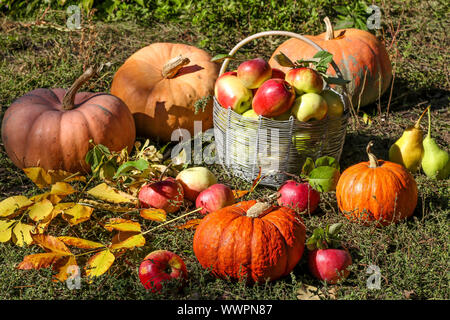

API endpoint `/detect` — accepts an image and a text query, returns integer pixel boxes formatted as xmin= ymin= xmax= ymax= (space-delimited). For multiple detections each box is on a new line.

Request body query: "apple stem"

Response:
xmin=366 ymin=141 xmax=379 ymax=168
xmin=161 ymin=55 xmax=190 ymax=79
xmin=324 ymin=17 xmax=335 ymax=41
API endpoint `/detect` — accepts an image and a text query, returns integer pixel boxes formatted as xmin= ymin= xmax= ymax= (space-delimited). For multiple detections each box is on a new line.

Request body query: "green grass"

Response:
xmin=0 ymin=0 xmax=449 ymax=300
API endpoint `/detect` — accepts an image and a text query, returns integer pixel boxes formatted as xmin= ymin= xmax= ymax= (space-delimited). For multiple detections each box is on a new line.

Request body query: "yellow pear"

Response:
xmin=389 ymin=106 xmax=429 ymax=173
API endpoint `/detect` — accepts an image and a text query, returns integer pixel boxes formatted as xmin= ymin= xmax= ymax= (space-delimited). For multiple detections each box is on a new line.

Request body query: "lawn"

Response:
xmin=0 ymin=0 xmax=448 ymax=300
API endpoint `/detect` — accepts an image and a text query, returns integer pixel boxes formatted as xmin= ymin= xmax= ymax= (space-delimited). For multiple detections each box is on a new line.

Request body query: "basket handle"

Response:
xmin=219 ymin=30 xmax=345 ymax=81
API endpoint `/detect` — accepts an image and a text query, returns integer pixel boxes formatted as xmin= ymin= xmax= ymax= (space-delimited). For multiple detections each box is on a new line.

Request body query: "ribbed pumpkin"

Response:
xmin=335 ymin=142 xmax=418 ymax=226
xmin=1 ymin=67 xmax=136 ymax=173
xmin=111 ymin=43 xmax=219 ymax=142
xmin=193 ymin=200 xmax=306 ymax=283
xmin=269 ymin=17 xmax=392 ymax=108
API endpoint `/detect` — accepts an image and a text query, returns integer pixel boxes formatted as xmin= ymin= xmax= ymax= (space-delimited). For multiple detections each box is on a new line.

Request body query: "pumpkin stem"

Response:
xmin=162 ymin=55 xmax=190 ymax=79
xmin=62 ymin=66 xmax=96 ymax=110
xmin=366 ymin=141 xmax=379 ymax=168
xmin=246 ymin=202 xmax=272 ymax=218
xmin=324 ymin=16 xmax=335 ymax=40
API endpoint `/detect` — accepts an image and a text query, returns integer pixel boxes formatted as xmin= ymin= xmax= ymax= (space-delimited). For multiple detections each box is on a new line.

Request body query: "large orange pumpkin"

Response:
xmin=269 ymin=17 xmax=392 ymax=108
xmin=1 ymin=67 xmax=136 ymax=174
xmin=335 ymin=142 xmax=418 ymax=226
xmin=193 ymin=200 xmax=306 ymax=283
xmin=111 ymin=43 xmax=219 ymax=142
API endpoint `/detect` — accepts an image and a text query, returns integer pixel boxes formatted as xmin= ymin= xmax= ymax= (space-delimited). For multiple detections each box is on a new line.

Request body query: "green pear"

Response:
xmin=291 ymin=93 xmax=328 ymax=122
xmin=389 ymin=106 xmax=429 ymax=173
xmin=421 ymin=108 xmax=450 ymax=179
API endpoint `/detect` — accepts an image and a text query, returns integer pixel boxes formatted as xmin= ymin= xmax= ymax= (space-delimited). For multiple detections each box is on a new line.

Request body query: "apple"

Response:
xmin=308 ymin=248 xmax=352 ymax=284
xmin=237 ymin=58 xmax=272 ymax=89
xmin=272 ymin=110 xmax=292 ymax=121
xmin=285 ymin=67 xmax=324 ymax=94
xmin=271 ymin=68 xmax=286 ymax=80
xmin=215 ymin=73 xmax=252 ymax=114
xmin=242 ymin=108 xmax=259 ymax=119
xmin=195 ymin=184 xmax=235 ymax=215
xmin=176 ymin=167 xmax=217 ymax=202
xmin=138 ymin=177 xmax=184 ymax=213
xmin=291 ymin=93 xmax=328 ymax=122
xmin=252 ymin=79 xmax=295 ymax=117
xmin=138 ymin=250 xmax=188 ymax=293
xmin=277 ymin=180 xmax=320 ymax=213
xmin=292 ymin=132 xmax=312 ymax=154
xmin=321 ymin=89 xmax=344 ymax=118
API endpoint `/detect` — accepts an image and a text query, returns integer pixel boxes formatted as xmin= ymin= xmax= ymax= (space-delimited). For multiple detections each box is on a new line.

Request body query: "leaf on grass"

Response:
xmin=62 ymin=204 xmax=94 ymax=225
xmin=12 ymin=222 xmax=35 ymax=247
xmin=174 ymin=218 xmax=203 ymax=230
xmin=110 ymin=232 xmax=145 ymax=250
xmin=140 ymin=208 xmax=167 ymax=222
xmin=113 ymin=159 xmax=149 ymax=179
xmin=30 ymin=192 xmax=63 ymax=205
xmin=85 ymin=249 xmax=115 ymax=279
xmin=87 ymin=183 xmax=137 ymax=204
xmin=23 ymin=167 xmax=85 ymax=189
xmin=50 ymin=182 xmax=76 ymax=196
xmin=0 ymin=220 xmax=16 ymax=243
xmin=27 ymin=199 xmax=54 ymax=222
xmin=58 ymin=236 xmax=104 ymax=250
xmin=297 ymin=284 xmax=337 ymax=300
xmin=232 ymin=190 xmax=249 ymax=199
xmin=104 ymin=218 xmax=141 ymax=232
xmin=32 ymin=234 xmax=72 ymax=255
xmin=53 ymin=255 xmax=78 ymax=282
xmin=0 ymin=196 xmax=33 ymax=217
xmin=17 ymin=252 xmax=69 ymax=270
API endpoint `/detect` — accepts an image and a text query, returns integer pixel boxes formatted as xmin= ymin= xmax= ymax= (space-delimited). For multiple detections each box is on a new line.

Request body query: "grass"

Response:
xmin=0 ymin=0 xmax=449 ymax=300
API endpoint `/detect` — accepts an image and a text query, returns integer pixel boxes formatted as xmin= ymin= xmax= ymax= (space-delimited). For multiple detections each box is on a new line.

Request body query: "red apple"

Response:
xmin=308 ymin=248 xmax=352 ymax=284
xmin=195 ymin=184 xmax=235 ymax=215
xmin=252 ymin=79 xmax=295 ymax=117
xmin=271 ymin=68 xmax=286 ymax=79
xmin=285 ymin=67 xmax=324 ymax=94
xmin=277 ymin=180 xmax=320 ymax=213
xmin=215 ymin=73 xmax=253 ymax=114
xmin=138 ymin=250 xmax=188 ymax=293
xmin=176 ymin=167 xmax=217 ymax=202
xmin=138 ymin=177 xmax=184 ymax=213
xmin=237 ymin=58 xmax=272 ymax=89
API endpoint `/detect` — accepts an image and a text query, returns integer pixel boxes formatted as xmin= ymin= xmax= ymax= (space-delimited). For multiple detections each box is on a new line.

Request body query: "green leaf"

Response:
xmin=301 ymin=158 xmax=315 ymax=176
xmin=211 ymin=54 xmax=234 ymax=63
xmin=323 ymin=75 xmax=351 ymax=86
xmin=308 ymin=166 xmax=341 ymax=192
xmin=328 ymin=223 xmax=343 ymax=236
xmin=315 ymin=156 xmax=340 ymax=170
xmin=113 ymin=159 xmax=149 ymax=179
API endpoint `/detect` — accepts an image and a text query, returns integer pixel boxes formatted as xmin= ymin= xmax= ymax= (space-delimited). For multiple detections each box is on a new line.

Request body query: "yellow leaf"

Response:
xmin=12 ymin=222 xmax=35 ymax=247
xmin=232 ymin=190 xmax=249 ymax=199
xmin=0 ymin=196 xmax=33 ymax=217
xmin=110 ymin=233 xmax=145 ymax=250
xmin=140 ymin=208 xmax=167 ymax=222
xmin=104 ymin=218 xmax=141 ymax=232
xmin=27 ymin=199 xmax=54 ymax=222
xmin=87 ymin=183 xmax=137 ymax=204
xmin=36 ymin=202 xmax=75 ymax=232
xmin=53 ymin=255 xmax=78 ymax=283
xmin=50 ymin=182 xmax=76 ymax=196
xmin=58 ymin=236 xmax=104 ymax=249
xmin=32 ymin=234 xmax=72 ymax=255
xmin=62 ymin=204 xmax=94 ymax=225
xmin=0 ymin=220 xmax=16 ymax=242
xmin=30 ymin=192 xmax=63 ymax=205
xmin=174 ymin=218 xmax=203 ymax=230
xmin=85 ymin=249 xmax=115 ymax=279
xmin=23 ymin=167 xmax=85 ymax=189
xmin=17 ymin=252 xmax=68 ymax=270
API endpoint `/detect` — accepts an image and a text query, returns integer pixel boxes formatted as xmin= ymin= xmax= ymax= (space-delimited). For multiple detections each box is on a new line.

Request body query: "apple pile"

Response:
xmin=215 ymin=58 xmax=344 ymax=122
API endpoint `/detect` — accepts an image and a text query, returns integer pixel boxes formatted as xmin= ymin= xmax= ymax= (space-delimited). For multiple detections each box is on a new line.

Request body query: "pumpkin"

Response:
xmin=1 ymin=67 xmax=136 ymax=174
xmin=335 ymin=142 xmax=418 ymax=226
xmin=269 ymin=17 xmax=392 ymax=108
xmin=110 ymin=43 xmax=219 ymax=142
xmin=193 ymin=201 xmax=306 ymax=283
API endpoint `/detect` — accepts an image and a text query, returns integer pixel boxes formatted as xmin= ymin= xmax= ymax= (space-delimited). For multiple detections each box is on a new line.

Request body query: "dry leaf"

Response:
xmin=85 ymin=249 xmax=115 ymax=279
xmin=110 ymin=232 xmax=145 ymax=250
xmin=32 ymin=234 xmax=72 ymax=255
xmin=140 ymin=208 xmax=167 ymax=222
xmin=0 ymin=220 xmax=16 ymax=242
xmin=30 ymin=192 xmax=63 ymax=205
xmin=232 ymin=190 xmax=249 ymax=199
xmin=52 ymin=255 xmax=78 ymax=282
xmin=17 ymin=252 xmax=69 ymax=270
xmin=297 ymin=284 xmax=322 ymax=300
xmin=50 ymin=182 xmax=76 ymax=196
xmin=58 ymin=236 xmax=104 ymax=250
xmin=0 ymin=196 xmax=33 ymax=217
xmin=12 ymin=222 xmax=35 ymax=247
xmin=62 ymin=204 xmax=94 ymax=225
xmin=23 ymin=167 xmax=85 ymax=189
xmin=104 ymin=218 xmax=141 ymax=232
xmin=87 ymin=183 xmax=137 ymax=204
xmin=27 ymin=199 xmax=54 ymax=222
xmin=174 ymin=218 xmax=203 ymax=230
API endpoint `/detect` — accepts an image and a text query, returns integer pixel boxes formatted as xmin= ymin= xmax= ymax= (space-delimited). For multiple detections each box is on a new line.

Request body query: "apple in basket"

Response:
xmin=285 ymin=67 xmax=324 ymax=94
xmin=291 ymin=93 xmax=328 ymax=122
xmin=237 ymin=58 xmax=272 ymax=89
xmin=321 ymin=89 xmax=344 ymax=118
xmin=271 ymin=68 xmax=286 ymax=80
xmin=252 ymin=79 xmax=295 ymax=117
xmin=215 ymin=73 xmax=252 ymax=114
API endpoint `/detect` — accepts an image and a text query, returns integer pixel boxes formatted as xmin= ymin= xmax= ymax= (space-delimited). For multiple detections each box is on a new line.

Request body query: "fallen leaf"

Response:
xmin=62 ymin=204 xmax=94 ymax=225
xmin=140 ymin=208 xmax=167 ymax=222
xmin=0 ymin=196 xmax=33 ymax=217
xmin=52 ymin=255 xmax=78 ymax=282
xmin=17 ymin=252 xmax=69 ymax=270
xmin=87 ymin=183 xmax=137 ymax=204
xmin=232 ymin=190 xmax=249 ymax=199
xmin=50 ymin=182 xmax=76 ymax=196
xmin=23 ymin=167 xmax=85 ymax=189
xmin=30 ymin=192 xmax=63 ymax=205
xmin=58 ymin=236 xmax=104 ymax=250
xmin=297 ymin=284 xmax=321 ymax=300
xmin=32 ymin=234 xmax=72 ymax=255
xmin=174 ymin=218 xmax=203 ymax=230
xmin=0 ymin=220 xmax=16 ymax=243
xmin=12 ymin=222 xmax=35 ymax=247
xmin=85 ymin=249 xmax=115 ymax=279
xmin=110 ymin=232 xmax=145 ymax=250
xmin=27 ymin=199 xmax=54 ymax=222
xmin=104 ymin=218 xmax=141 ymax=233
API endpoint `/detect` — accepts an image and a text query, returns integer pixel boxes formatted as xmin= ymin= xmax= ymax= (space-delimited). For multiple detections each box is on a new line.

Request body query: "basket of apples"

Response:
xmin=213 ymin=31 xmax=350 ymax=187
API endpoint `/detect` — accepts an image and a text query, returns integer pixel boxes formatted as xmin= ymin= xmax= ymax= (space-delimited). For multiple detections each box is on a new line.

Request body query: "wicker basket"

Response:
xmin=213 ymin=31 xmax=349 ymax=187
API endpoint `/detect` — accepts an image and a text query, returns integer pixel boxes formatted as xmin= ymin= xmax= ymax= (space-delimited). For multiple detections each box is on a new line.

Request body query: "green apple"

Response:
xmin=292 ymin=132 xmax=313 ymax=154
xmin=242 ymin=109 xmax=259 ymax=119
xmin=291 ymin=93 xmax=328 ymax=122
xmin=321 ymin=89 xmax=344 ymax=118
xmin=272 ymin=110 xmax=292 ymax=121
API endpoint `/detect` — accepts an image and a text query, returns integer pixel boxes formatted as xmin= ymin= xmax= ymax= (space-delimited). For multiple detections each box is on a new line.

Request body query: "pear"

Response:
xmin=389 ymin=106 xmax=429 ymax=173
xmin=421 ymin=108 xmax=450 ymax=179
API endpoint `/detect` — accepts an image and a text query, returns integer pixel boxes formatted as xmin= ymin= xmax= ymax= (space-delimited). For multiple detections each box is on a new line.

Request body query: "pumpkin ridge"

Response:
xmin=216 ymin=212 xmax=243 ymax=277
xmin=261 ymin=214 xmax=290 ymax=276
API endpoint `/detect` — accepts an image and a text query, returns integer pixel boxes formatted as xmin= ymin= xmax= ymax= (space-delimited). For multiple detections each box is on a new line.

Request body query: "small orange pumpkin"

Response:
xmin=335 ymin=142 xmax=418 ymax=225
xmin=193 ymin=200 xmax=306 ymax=283
xmin=269 ymin=17 xmax=392 ymax=108
xmin=111 ymin=43 xmax=219 ymax=142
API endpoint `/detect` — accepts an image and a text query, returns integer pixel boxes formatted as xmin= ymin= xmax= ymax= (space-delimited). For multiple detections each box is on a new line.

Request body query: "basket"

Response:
xmin=213 ymin=31 xmax=350 ymax=187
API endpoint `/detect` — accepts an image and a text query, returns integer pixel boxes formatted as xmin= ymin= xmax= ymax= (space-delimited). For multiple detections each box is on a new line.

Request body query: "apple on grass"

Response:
xmin=277 ymin=180 xmax=320 ymax=214
xmin=196 ymin=184 xmax=235 ymax=215
xmin=285 ymin=67 xmax=324 ymax=94
xmin=138 ymin=177 xmax=184 ymax=213
xmin=176 ymin=167 xmax=217 ymax=202
xmin=291 ymin=93 xmax=328 ymax=122
xmin=252 ymin=79 xmax=295 ymax=117
xmin=237 ymin=58 xmax=272 ymax=89
xmin=321 ymin=89 xmax=344 ymax=118
xmin=138 ymin=250 xmax=188 ymax=293
xmin=215 ymin=73 xmax=253 ymax=114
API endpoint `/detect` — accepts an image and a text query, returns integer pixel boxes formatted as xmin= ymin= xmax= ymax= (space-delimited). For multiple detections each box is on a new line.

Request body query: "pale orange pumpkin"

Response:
xmin=111 ymin=43 xmax=219 ymax=142
xmin=269 ymin=17 xmax=392 ymax=108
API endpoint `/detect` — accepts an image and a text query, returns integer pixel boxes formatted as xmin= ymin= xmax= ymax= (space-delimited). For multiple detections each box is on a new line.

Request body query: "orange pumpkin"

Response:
xmin=269 ymin=17 xmax=392 ymax=108
xmin=193 ymin=201 xmax=306 ymax=283
xmin=336 ymin=142 xmax=418 ymax=225
xmin=111 ymin=43 xmax=219 ymax=142
xmin=1 ymin=67 xmax=136 ymax=174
